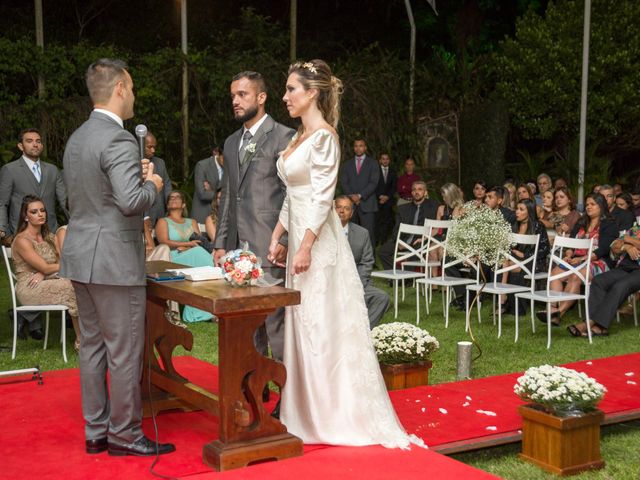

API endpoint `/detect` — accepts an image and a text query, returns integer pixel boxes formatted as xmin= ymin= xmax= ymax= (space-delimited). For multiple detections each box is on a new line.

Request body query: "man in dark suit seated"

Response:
xmin=335 ymin=196 xmax=390 ymax=328
xmin=378 ymin=180 xmax=439 ymax=270
xmin=485 ymin=186 xmax=516 ymax=226
xmin=375 ymin=153 xmax=397 ymax=246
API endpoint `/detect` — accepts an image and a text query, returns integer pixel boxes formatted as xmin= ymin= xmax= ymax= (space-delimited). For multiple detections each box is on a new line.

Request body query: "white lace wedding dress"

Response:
xmin=277 ymin=129 xmax=423 ymax=448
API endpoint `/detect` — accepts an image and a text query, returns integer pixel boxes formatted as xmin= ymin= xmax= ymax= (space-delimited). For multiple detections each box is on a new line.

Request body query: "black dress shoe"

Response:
xmin=86 ymin=437 xmax=108 ymax=454
xmin=108 ymin=436 xmax=175 ymax=457
xmin=271 ymin=400 xmax=281 ymax=419
xmin=262 ymin=386 xmax=270 ymax=403
xmin=29 ymin=328 xmax=44 ymax=340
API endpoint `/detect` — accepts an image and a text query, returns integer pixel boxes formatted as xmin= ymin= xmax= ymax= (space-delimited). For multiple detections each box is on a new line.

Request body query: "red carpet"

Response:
xmin=1 ymin=353 xmax=638 ymax=479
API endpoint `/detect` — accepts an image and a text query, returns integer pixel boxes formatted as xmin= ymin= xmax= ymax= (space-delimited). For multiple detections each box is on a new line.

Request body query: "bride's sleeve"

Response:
xmin=307 ymin=130 xmax=340 ymax=236
xmin=278 ymin=192 xmax=289 ymax=231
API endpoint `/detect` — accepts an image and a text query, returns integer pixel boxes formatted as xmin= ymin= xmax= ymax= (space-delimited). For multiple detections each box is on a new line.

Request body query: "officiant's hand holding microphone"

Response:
xmin=136 ymin=124 xmax=163 ymax=193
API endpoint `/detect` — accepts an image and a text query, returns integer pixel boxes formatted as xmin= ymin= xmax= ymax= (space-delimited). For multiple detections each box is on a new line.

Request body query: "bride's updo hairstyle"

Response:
xmin=288 ymin=59 xmax=343 ymax=129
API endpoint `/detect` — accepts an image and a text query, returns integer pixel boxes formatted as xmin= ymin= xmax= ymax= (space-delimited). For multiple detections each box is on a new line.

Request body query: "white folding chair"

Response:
xmin=465 ymin=233 xmax=539 ymax=338
xmin=2 ymin=246 xmax=69 ymax=362
xmin=413 ymin=219 xmax=452 ymax=322
xmin=372 ymin=223 xmax=426 ymax=318
xmin=415 ymin=232 xmax=480 ymax=328
xmin=514 ymin=236 xmax=594 ymax=349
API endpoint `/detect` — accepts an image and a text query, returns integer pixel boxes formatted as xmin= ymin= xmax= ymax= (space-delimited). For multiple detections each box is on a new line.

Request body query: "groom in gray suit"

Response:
xmin=335 ymin=196 xmax=390 ymax=328
xmin=61 ymin=58 xmax=174 ymax=457
xmin=214 ymin=71 xmax=294 ymax=363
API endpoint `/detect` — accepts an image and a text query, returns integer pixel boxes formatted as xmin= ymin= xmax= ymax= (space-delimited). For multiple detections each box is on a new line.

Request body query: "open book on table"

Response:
xmin=166 ymin=266 xmax=224 ymax=281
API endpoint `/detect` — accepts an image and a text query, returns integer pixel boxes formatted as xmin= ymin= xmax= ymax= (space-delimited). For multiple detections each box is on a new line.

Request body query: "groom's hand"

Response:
xmin=214 ymin=248 xmax=226 ymax=266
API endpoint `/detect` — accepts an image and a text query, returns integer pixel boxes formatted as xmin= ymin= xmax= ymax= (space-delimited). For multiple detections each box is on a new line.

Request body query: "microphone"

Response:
xmin=135 ymin=124 xmax=148 ymax=159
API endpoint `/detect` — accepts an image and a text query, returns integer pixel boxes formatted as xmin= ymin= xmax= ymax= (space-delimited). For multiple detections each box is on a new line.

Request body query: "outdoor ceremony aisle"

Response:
xmin=2 ymin=353 xmax=637 ymax=479
xmin=0 ymin=357 xmax=497 ymax=480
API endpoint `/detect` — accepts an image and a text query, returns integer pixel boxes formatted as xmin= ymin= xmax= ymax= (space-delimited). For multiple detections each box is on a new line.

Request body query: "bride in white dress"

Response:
xmin=267 ymin=60 xmax=423 ymax=449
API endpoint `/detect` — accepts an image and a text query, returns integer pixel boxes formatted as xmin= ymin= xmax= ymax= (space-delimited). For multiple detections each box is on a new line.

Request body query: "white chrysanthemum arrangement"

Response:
xmin=514 ymin=365 xmax=607 ymax=416
xmin=446 ymin=202 xmax=514 ymax=266
xmin=371 ymin=322 xmax=439 ymax=365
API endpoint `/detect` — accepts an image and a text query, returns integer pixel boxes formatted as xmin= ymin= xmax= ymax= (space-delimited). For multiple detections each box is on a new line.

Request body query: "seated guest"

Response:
xmin=498 ymin=199 xmax=550 ymax=314
xmin=535 ymin=173 xmax=553 ymax=206
xmin=396 ymin=157 xmax=421 ymax=205
xmin=156 ymin=191 xmax=214 ymax=322
xmin=379 ymin=181 xmax=438 ymax=270
xmin=518 ymin=182 xmax=543 ymax=219
xmin=554 ymin=177 xmax=568 ymax=190
xmin=471 ymin=180 xmax=487 ymax=207
xmin=615 ymin=192 xmax=635 ymax=219
xmin=484 ymin=186 xmax=515 ymax=225
xmin=503 ymin=182 xmax=517 ymax=210
xmin=549 ymin=187 xmax=581 ymax=235
xmin=568 ymin=224 xmax=640 ymax=337
xmin=601 ymin=184 xmax=635 ymax=231
xmin=204 ymin=191 xmax=221 ymax=242
xmin=538 ymin=189 xmax=556 ymax=229
xmin=437 ymin=183 xmax=464 ymax=220
xmin=538 ymin=193 xmax=617 ymax=325
xmin=11 ymin=195 xmax=80 ymax=350
xmin=335 ymin=196 xmax=390 ymax=328
xmin=632 ymin=188 xmax=640 ymax=218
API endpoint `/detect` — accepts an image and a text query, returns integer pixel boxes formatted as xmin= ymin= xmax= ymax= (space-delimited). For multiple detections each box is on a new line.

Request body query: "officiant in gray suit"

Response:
xmin=335 ymin=195 xmax=390 ymax=328
xmin=339 ymin=138 xmax=379 ymax=247
xmin=61 ymin=58 xmax=174 ymax=457
xmin=214 ymin=71 xmax=294 ymax=364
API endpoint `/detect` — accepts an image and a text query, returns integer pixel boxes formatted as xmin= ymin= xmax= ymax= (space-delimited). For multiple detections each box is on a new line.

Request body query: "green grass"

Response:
xmin=1 ymin=264 xmax=639 ymax=479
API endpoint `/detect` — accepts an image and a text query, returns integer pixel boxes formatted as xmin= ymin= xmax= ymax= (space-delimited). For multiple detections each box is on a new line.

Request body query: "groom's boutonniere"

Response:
xmin=241 ymin=142 xmax=257 ymax=165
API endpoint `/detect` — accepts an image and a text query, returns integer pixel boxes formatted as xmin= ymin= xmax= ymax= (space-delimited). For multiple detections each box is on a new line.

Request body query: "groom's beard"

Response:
xmin=234 ymin=105 xmax=259 ymax=124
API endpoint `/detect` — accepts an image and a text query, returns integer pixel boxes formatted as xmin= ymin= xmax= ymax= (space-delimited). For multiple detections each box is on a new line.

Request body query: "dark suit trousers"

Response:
xmin=378 ymin=238 xmax=396 ymax=270
xmin=375 ymin=202 xmax=394 ymax=246
xmin=353 ymin=208 xmax=376 ymax=248
xmin=588 ymin=267 xmax=640 ymax=329
xmin=72 ymin=282 xmax=145 ymax=444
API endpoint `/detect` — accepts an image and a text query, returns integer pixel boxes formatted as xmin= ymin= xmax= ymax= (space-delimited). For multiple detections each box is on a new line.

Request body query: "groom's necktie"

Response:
xmin=239 ymin=130 xmax=253 ymax=165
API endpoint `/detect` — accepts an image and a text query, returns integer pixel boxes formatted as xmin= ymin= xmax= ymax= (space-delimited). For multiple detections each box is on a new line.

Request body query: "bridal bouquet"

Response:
xmin=514 ymin=365 xmax=607 ymax=417
xmin=221 ymin=247 xmax=264 ymax=287
xmin=446 ymin=202 xmax=513 ymax=266
xmin=371 ymin=322 xmax=439 ymax=365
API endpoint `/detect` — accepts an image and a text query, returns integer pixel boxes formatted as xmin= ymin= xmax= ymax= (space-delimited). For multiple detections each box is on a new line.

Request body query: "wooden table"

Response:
xmin=142 ymin=261 xmax=302 ymax=471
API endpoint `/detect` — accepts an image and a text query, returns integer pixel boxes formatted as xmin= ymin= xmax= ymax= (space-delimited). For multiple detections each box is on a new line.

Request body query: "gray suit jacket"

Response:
xmin=340 ymin=154 xmax=380 ymax=213
xmin=347 ymin=222 xmax=374 ymax=288
xmin=60 ymin=111 xmax=157 ymax=286
xmin=0 ymin=157 xmax=67 ymax=234
xmin=191 ymin=156 xmax=222 ymax=224
xmin=145 ymin=156 xmax=171 ymax=226
xmin=214 ymin=115 xmax=294 ymax=263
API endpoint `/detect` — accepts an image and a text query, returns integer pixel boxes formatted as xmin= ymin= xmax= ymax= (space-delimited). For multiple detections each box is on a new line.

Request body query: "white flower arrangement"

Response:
xmin=446 ymin=202 xmax=514 ymax=266
xmin=371 ymin=322 xmax=439 ymax=365
xmin=245 ymin=143 xmax=256 ymax=154
xmin=514 ymin=365 xmax=607 ymax=416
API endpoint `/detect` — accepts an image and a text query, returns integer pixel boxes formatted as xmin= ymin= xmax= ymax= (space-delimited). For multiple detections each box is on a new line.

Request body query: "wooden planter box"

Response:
xmin=380 ymin=360 xmax=432 ymax=391
xmin=519 ymin=404 xmax=605 ymax=476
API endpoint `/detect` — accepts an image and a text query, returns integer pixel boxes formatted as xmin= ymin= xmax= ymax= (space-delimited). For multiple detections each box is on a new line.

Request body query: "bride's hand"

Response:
xmin=291 ymin=247 xmax=311 ymax=275
xmin=268 ymin=239 xmax=286 ymax=267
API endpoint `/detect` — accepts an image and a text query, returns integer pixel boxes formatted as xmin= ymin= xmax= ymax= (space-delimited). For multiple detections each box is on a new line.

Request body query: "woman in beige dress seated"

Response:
xmin=11 ymin=195 xmax=81 ymax=351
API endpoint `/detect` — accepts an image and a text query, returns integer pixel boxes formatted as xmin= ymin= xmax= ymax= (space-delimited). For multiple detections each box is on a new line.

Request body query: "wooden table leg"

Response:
xmin=202 ymin=311 xmax=303 ymax=471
